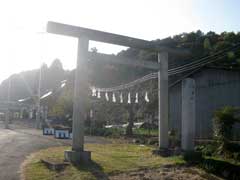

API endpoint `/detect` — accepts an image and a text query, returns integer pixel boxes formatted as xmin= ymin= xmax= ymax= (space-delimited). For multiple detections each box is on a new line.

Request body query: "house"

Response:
xmin=169 ymin=67 xmax=240 ymax=140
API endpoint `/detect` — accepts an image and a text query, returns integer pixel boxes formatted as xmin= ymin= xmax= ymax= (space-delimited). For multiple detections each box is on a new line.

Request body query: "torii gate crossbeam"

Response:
xmin=47 ymin=21 xmax=171 ymax=163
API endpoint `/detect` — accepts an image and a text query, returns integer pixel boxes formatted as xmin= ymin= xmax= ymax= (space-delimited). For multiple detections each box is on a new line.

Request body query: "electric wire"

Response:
xmin=92 ymin=44 xmax=240 ymax=93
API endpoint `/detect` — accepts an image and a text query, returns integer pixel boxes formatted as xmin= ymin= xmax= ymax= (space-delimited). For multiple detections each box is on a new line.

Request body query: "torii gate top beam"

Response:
xmin=47 ymin=21 xmax=189 ymax=55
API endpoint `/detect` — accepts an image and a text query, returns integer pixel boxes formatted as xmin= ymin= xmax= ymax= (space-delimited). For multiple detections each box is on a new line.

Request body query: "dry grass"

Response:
xmin=21 ymin=143 xmax=184 ymax=180
xmin=22 ymin=143 xmax=223 ymax=180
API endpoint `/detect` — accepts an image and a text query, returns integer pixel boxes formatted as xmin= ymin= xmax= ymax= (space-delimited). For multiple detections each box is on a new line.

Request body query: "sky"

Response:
xmin=0 ymin=0 xmax=240 ymax=83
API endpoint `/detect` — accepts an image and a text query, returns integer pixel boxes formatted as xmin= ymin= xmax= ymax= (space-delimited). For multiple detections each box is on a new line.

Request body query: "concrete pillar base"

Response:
xmin=152 ymin=147 xmax=183 ymax=157
xmin=152 ymin=148 xmax=171 ymax=157
xmin=64 ymin=150 xmax=91 ymax=164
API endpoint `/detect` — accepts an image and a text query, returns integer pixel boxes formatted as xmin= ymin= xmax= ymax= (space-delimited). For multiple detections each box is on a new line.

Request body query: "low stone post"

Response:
xmin=158 ymin=52 xmax=169 ymax=149
xmin=181 ymin=78 xmax=196 ymax=151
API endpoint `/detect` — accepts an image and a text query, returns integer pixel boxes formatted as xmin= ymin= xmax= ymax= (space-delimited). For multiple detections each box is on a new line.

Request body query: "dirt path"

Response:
xmin=0 ymin=121 xmax=109 ymax=180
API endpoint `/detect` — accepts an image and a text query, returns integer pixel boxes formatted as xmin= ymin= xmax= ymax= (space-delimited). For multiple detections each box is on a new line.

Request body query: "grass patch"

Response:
xmin=22 ymin=143 xmax=184 ymax=180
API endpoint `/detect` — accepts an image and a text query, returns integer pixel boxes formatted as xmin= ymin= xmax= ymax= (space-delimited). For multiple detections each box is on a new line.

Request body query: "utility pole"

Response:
xmin=35 ymin=65 xmax=42 ymax=129
xmin=5 ymin=77 xmax=11 ymax=129
xmin=35 ymin=31 xmax=45 ymax=129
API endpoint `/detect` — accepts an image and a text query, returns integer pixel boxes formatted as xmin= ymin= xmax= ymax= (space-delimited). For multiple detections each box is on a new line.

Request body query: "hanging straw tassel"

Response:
xmin=135 ymin=92 xmax=138 ymax=103
xmin=145 ymin=91 xmax=150 ymax=102
xmin=105 ymin=92 xmax=109 ymax=101
xmin=127 ymin=92 xmax=131 ymax=104
xmin=120 ymin=93 xmax=123 ymax=103
xmin=112 ymin=93 xmax=116 ymax=103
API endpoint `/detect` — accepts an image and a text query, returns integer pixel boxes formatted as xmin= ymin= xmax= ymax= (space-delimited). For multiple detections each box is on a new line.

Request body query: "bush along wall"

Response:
xmin=191 ymin=106 xmax=240 ymax=180
xmin=213 ymin=106 xmax=240 ymax=159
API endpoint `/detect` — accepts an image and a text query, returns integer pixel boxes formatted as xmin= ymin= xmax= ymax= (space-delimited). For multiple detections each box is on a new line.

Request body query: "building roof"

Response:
xmin=169 ymin=65 xmax=240 ymax=88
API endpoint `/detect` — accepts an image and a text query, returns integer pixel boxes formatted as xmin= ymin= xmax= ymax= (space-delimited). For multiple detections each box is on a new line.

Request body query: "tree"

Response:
xmin=90 ymin=47 xmax=98 ymax=53
xmin=47 ymin=59 xmax=65 ymax=89
xmin=203 ymin=38 xmax=212 ymax=50
xmin=50 ymin=59 xmax=63 ymax=70
xmin=49 ymin=83 xmax=73 ymax=119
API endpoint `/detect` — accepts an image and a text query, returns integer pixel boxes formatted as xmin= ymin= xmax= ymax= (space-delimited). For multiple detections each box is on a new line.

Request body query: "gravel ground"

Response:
xmin=109 ymin=165 xmax=222 ymax=180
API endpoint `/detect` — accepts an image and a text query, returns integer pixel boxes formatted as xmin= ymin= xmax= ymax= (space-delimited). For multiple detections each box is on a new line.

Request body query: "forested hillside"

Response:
xmin=0 ymin=59 xmax=70 ymax=101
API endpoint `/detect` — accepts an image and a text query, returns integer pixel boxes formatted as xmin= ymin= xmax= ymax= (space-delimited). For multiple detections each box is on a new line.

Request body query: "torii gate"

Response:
xmin=47 ymin=21 xmax=186 ymax=163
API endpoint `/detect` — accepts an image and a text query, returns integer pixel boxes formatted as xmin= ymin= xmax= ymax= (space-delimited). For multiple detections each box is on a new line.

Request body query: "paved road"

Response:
xmin=0 ymin=121 xmax=109 ymax=180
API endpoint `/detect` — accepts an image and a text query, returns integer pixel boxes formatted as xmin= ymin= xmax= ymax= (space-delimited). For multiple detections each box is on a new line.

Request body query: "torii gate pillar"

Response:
xmin=158 ymin=52 xmax=169 ymax=149
xmin=64 ymin=37 xmax=91 ymax=163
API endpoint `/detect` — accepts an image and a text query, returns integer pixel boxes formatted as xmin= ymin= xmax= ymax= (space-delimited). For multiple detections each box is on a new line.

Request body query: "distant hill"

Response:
xmin=0 ymin=59 xmax=70 ymax=101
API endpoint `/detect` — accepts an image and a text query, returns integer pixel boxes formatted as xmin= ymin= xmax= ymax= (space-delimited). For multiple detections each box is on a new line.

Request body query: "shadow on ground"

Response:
xmin=183 ymin=152 xmax=240 ymax=180
xmin=74 ymin=160 xmax=109 ymax=180
xmin=199 ymin=158 xmax=240 ymax=180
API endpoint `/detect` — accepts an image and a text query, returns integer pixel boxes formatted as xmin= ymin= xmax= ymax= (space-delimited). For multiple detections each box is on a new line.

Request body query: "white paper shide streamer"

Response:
xmin=145 ymin=92 xmax=150 ymax=102
xmin=92 ymin=87 xmax=150 ymax=104
xmin=112 ymin=93 xmax=116 ymax=103
xmin=105 ymin=92 xmax=109 ymax=101
xmin=90 ymin=109 xmax=93 ymax=118
xmin=135 ymin=92 xmax=138 ymax=103
xmin=97 ymin=91 xmax=101 ymax=98
xmin=120 ymin=93 xmax=123 ymax=103
xmin=127 ymin=92 xmax=131 ymax=104
xmin=92 ymin=88 xmax=97 ymax=97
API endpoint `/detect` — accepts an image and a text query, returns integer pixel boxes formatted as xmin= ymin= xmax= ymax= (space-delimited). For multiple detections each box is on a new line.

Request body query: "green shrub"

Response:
xmin=223 ymin=142 xmax=240 ymax=160
xmin=213 ymin=106 xmax=240 ymax=158
xmin=195 ymin=144 xmax=217 ymax=156
xmin=214 ymin=107 xmax=238 ymax=141
xmin=183 ymin=151 xmax=203 ymax=163
xmin=85 ymin=127 xmax=124 ymax=138
xmin=103 ymin=128 xmax=124 ymax=138
xmin=147 ymin=137 xmax=158 ymax=145
xmin=133 ymin=128 xmax=158 ymax=136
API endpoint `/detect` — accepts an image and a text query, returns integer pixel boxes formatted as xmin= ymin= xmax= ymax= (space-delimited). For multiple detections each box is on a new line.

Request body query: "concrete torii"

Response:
xmin=47 ymin=21 xmax=187 ymax=163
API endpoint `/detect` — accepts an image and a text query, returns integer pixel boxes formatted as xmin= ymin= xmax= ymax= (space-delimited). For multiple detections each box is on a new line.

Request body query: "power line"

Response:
xmin=168 ymin=42 xmax=240 ymax=69
xmin=168 ymin=44 xmax=240 ymax=75
xmin=169 ymin=48 xmax=240 ymax=75
xmin=92 ymin=43 xmax=240 ymax=93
